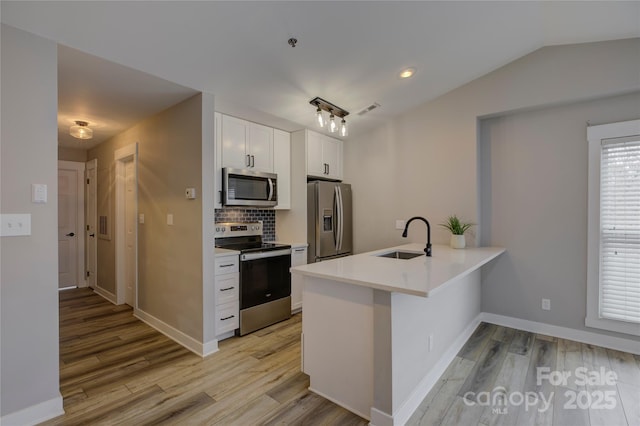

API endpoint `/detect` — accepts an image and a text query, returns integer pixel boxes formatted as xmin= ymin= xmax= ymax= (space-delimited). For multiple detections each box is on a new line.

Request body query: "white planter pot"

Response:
xmin=450 ymin=235 xmax=466 ymax=249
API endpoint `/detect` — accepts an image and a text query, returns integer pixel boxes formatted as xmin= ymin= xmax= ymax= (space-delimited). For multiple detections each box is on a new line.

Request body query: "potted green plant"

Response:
xmin=440 ymin=215 xmax=475 ymax=249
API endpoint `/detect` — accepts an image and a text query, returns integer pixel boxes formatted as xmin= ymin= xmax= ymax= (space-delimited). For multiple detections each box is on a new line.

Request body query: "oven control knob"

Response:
xmin=215 ymin=227 xmax=220 ymax=232
xmin=222 ymin=227 xmax=226 ymax=232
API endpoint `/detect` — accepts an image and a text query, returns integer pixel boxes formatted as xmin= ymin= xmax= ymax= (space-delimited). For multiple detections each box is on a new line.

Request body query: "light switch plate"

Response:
xmin=139 ymin=214 xmax=145 ymax=224
xmin=395 ymin=220 xmax=406 ymax=230
xmin=185 ymin=187 xmax=197 ymax=199
xmin=32 ymin=184 xmax=47 ymax=203
xmin=1 ymin=214 xmax=32 ymax=236
xmin=167 ymin=214 xmax=173 ymax=226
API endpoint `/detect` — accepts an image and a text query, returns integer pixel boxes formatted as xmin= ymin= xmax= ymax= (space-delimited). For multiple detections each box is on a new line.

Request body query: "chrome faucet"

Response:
xmin=402 ymin=216 xmax=432 ymax=257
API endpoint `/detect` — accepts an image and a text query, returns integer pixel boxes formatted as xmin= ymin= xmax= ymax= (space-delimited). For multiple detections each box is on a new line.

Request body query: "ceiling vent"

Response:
xmin=357 ymin=102 xmax=381 ymax=116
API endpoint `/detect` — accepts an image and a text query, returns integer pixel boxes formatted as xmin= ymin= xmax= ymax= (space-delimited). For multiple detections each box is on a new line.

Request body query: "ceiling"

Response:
xmin=2 ymin=1 xmax=639 ymax=150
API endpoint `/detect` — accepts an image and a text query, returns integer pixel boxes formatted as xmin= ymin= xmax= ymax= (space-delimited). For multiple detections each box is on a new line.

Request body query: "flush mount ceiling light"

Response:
xmin=309 ymin=97 xmax=349 ymax=136
xmin=70 ymin=120 xmax=93 ymax=140
xmin=399 ymin=67 xmax=416 ymax=79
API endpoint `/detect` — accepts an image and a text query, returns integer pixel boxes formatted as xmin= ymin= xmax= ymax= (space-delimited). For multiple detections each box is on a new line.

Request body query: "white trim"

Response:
xmin=0 ymin=395 xmax=64 ymax=426
xmin=134 ymin=308 xmax=219 ymax=358
xmin=114 ymin=143 xmax=138 ymax=307
xmin=308 ymin=386 xmax=371 ymax=421
xmin=586 ymin=119 xmax=640 ymax=336
xmin=370 ymin=407 xmax=394 ymax=426
xmin=202 ymin=339 xmax=219 ymax=357
xmin=481 ymin=312 xmax=640 ymax=355
xmin=93 ymin=286 xmax=117 ymax=304
xmin=58 ymin=160 xmax=86 ymax=288
xmin=86 ymin=158 xmax=98 ymax=289
xmin=390 ymin=314 xmax=483 ymax=426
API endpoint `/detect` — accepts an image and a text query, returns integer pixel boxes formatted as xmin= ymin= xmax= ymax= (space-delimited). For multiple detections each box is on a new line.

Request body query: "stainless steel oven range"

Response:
xmin=214 ymin=222 xmax=291 ymax=336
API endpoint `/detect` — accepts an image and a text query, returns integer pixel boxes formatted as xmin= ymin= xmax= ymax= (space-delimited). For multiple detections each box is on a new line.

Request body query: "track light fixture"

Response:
xmin=309 ymin=97 xmax=349 ymax=136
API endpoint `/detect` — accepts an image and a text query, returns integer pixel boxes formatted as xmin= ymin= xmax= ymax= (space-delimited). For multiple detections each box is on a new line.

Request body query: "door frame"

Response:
xmin=114 ymin=143 xmax=138 ymax=306
xmin=58 ymin=160 xmax=86 ymax=288
xmin=86 ymin=158 xmax=97 ymax=288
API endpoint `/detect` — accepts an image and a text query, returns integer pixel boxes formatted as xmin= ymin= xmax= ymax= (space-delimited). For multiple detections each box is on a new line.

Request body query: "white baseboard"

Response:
xmin=308 ymin=386 xmax=371 ymax=421
xmin=203 ymin=339 xmax=219 ymax=357
xmin=370 ymin=407 xmax=394 ymax=426
xmin=93 ymin=286 xmax=116 ymax=304
xmin=480 ymin=312 xmax=640 ymax=355
xmin=134 ymin=308 xmax=219 ymax=358
xmin=390 ymin=314 xmax=483 ymax=426
xmin=0 ymin=395 xmax=64 ymax=426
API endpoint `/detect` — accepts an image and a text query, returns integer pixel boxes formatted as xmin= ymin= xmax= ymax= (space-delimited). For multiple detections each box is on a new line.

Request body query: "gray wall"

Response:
xmin=480 ymin=92 xmax=640 ymax=340
xmin=58 ymin=146 xmax=87 ymax=162
xmin=344 ymin=38 xmax=640 ymax=340
xmin=1 ymin=25 xmax=61 ymax=416
xmin=87 ymin=94 xmax=205 ymax=341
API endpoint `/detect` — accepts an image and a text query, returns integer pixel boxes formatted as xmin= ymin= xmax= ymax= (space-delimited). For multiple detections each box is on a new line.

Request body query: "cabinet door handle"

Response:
xmin=219 ymin=263 xmax=235 ymax=268
xmin=327 ymin=163 xmax=330 ymax=175
xmin=251 ymin=155 xmax=255 ymax=168
xmin=246 ymin=154 xmax=251 ymax=167
xmin=294 ymin=248 xmax=305 ymax=252
xmin=221 ymin=315 xmax=235 ymax=321
xmin=220 ymin=286 xmax=235 ymax=291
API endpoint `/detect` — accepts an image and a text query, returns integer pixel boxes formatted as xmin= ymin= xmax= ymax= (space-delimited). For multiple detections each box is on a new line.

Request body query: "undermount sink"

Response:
xmin=376 ymin=250 xmax=424 ymax=260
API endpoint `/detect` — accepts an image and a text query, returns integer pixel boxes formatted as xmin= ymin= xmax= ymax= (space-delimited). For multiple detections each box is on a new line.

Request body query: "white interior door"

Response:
xmin=86 ymin=159 xmax=97 ymax=288
xmin=58 ymin=161 xmax=85 ymax=289
xmin=124 ymin=160 xmax=136 ymax=306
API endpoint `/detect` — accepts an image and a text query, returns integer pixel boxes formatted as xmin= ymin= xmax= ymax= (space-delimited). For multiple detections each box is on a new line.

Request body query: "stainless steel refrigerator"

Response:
xmin=307 ymin=181 xmax=353 ymax=263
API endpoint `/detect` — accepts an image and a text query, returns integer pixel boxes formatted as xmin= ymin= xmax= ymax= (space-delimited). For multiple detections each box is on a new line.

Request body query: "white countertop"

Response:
xmin=215 ymin=247 xmax=240 ymax=257
xmin=290 ymin=243 xmax=505 ymax=297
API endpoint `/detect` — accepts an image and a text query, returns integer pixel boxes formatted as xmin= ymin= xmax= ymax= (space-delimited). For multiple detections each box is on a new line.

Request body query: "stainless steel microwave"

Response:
xmin=222 ymin=168 xmax=278 ymax=207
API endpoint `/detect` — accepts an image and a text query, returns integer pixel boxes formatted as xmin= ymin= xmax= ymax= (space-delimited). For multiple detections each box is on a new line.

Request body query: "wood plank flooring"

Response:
xmin=408 ymin=323 xmax=640 ymax=426
xmin=44 ymin=288 xmax=367 ymax=425
xmin=46 ymin=289 xmax=640 ymax=426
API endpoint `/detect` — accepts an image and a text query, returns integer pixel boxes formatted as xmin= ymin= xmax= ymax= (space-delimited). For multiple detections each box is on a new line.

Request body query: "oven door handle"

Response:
xmin=241 ymin=248 xmax=291 ymax=261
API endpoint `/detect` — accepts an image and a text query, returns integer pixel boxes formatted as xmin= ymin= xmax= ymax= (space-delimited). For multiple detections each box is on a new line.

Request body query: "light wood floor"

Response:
xmin=407 ymin=322 xmax=640 ymax=426
xmin=44 ymin=288 xmax=367 ymax=425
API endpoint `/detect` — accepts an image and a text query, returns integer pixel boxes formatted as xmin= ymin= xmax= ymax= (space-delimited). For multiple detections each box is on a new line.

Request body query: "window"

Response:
xmin=587 ymin=119 xmax=640 ymax=336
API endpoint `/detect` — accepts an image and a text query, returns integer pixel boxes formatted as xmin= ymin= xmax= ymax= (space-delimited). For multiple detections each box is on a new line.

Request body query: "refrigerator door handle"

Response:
xmin=334 ymin=186 xmax=340 ymax=250
xmin=336 ymin=185 xmax=344 ymax=251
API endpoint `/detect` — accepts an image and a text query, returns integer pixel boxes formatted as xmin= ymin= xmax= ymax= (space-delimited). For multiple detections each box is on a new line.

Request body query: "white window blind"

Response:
xmin=599 ymin=136 xmax=640 ymax=323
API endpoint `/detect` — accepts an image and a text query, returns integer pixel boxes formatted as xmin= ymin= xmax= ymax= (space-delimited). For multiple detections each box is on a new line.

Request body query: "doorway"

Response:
xmin=115 ymin=143 xmax=138 ymax=307
xmin=86 ymin=159 xmax=97 ymax=288
xmin=58 ymin=161 xmax=86 ymax=289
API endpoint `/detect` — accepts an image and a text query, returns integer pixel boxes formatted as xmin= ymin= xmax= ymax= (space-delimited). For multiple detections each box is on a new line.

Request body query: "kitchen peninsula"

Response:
xmin=291 ymin=243 xmax=504 ymax=426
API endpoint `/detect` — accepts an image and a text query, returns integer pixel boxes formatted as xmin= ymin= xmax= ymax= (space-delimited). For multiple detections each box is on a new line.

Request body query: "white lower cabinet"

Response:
xmin=291 ymin=245 xmax=308 ymax=312
xmin=215 ymin=253 xmax=239 ymax=338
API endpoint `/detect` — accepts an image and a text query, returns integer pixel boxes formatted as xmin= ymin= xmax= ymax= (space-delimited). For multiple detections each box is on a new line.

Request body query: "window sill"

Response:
xmin=585 ymin=316 xmax=640 ymax=337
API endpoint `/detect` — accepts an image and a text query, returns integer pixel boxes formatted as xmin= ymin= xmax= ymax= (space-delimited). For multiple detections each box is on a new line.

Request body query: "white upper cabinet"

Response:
xmin=273 ymin=129 xmax=291 ymax=210
xmin=306 ymin=130 xmax=343 ymax=181
xmin=215 ymin=112 xmax=223 ymax=208
xmin=247 ymin=122 xmax=274 ymax=173
xmin=221 ymin=114 xmax=273 ymax=173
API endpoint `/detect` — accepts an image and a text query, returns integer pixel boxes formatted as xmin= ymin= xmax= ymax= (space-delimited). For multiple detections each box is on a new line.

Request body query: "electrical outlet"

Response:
xmin=395 ymin=219 xmax=406 ymax=230
xmin=542 ymin=298 xmax=551 ymax=311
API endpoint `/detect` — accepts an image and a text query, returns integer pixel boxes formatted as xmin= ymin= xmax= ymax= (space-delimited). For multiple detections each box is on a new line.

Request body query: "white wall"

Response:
xmin=1 ymin=24 xmax=63 ymax=419
xmin=480 ymin=92 xmax=640 ymax=340
xmin=344 ymin=38 xmax=640 ymax=340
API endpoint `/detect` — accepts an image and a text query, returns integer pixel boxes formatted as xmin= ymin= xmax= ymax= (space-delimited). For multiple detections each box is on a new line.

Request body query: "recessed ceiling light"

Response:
xmin=399 ymin=68 xmax=416 ymax=79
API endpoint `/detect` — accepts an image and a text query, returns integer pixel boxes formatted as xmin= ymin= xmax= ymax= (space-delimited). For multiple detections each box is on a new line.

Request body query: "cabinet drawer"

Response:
xmin=215 ymin=256 xmax=239 ymax=275
xmin=215 ymin=273 xmax=239 ymax=305
xmin=216 ymin=301 xmax=239 ymax=335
